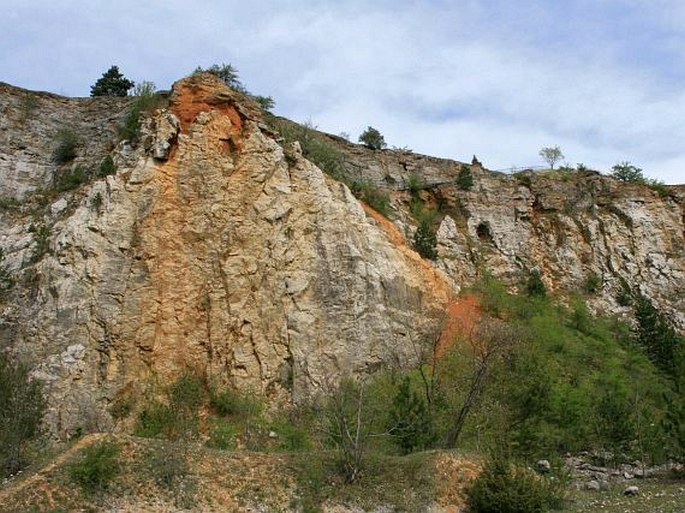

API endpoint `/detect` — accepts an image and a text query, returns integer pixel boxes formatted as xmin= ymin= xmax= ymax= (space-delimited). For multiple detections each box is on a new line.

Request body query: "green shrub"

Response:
xmin=413 ymin=218 xmax=438 ymax=260
xmin=0 ymin=353 xmax=46 ymax=477
xmin=466 ymin=455 xmax=562 ymax=513
xmin=52 ymin=128 xmax=81 ymax=164
xmin=583 ymin=271 xmax=601 ymax=294
xmin=119 ymin=81 xmax=160 ymax=141
xmin=611 ymin=161 xmax=644 ymax=183
xmin=387 ymin=377 xmax=435 ymax=454
xmin=56 ymin=165 xmax=90 ymax=192
xmin=69 ymin=440 xmax=120 ymax=492
xmin=351 ymin=180 xmax=391 ymax=216
xmin=98 ymin=155 xmax=116 ymax=177
xmin=134 ymin=400 xmax=175 ymax=439
xmin=359 ymin=126 xmax=387 ymax=150
xmin=526 ymin=269 xmax=546 ymax=297
xmin=457 ymin=164 xmax=474 ymax=190
xmin=406 ymin=172 xmax=424 ymax=196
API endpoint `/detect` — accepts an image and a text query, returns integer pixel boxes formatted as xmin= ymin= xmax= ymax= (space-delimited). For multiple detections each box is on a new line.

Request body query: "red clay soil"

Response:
xmin=437 ymin=294 xmax=481 ymax=357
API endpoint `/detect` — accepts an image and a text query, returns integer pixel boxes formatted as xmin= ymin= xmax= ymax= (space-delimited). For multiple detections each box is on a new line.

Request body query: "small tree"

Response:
xmin=611 ymin=161 xmax=644 ymax=183
xmin=457 ymin=164 xmax=474 ymax=191
xmin=538 ymin=146 xmax=564 ymax=170
xmin=387 ymin=377 xmax=436 ymax=454
xmin=413 ymin=218 xmax=438 ymax=260
xmin=359 ymin=126 xmax=387 ymax=150
xmin=526 ymin=269 xmax=547 ymax=297
xmin=0 ymin=353 xmax=46 ymax=476
xmin=90 ymin=65 xmax=134 ymax=97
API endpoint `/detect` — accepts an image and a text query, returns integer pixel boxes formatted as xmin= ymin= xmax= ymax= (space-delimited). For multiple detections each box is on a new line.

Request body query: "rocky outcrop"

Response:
xmin=0 ymin=74 xmax=683 ymax=437
xmin=0 ymin=75 xmax=452 ymax=437
xmin=326 ymin=140 xmax=684 ymax=327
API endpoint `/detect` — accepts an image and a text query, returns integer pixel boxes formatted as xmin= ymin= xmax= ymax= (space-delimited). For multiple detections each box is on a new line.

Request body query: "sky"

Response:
xmin=2 ymin=0 xmax=684 ymax=184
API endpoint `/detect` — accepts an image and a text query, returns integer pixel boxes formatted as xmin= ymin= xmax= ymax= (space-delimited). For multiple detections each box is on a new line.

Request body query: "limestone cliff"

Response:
xmin=0 ymin=75 xmax=683 ymax=437
xmin=0 ymin=76 xmax=451 ymax=436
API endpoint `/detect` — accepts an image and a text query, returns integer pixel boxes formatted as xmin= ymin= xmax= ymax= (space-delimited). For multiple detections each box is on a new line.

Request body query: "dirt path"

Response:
xmin=0 ymin=432 xmax=105 ymax=505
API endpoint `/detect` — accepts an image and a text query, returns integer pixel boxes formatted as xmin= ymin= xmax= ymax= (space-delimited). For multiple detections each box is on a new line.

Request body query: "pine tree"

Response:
xmin=387 ymin=377 xmax=435 ymax=454
xmin=90 ymin=65 xmax=134 ymax=97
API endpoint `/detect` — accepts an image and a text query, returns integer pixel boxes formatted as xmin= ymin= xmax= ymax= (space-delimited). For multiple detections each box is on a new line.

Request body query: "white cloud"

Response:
xmin=1 ymin=0 xmax=683 ymax=183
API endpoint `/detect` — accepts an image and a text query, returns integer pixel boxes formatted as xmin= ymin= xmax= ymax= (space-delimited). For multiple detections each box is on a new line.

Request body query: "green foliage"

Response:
xmin=206 ymin=419 xmax=238 ymax=450
xmin=413 ymin=217 xmax=438 ymax=260
xmin=209 ymin=386 xmax=262 ymax=418
xmin=134 ymin=400 xmax=176 ymax=439
xmin=30 ymin=223 xmax=51 ymax=262
xmin=195 ymin=63 xmax=246 ymax=92
xmin=0 ymin=353 xmax=46 ymax=476
xmin=538 ymin=146 xmax=564 ymax=170
xmin=525 ymin=269 xmax=547 ymax=297
xmin=583 ymin=271 xmax=601 ymax=294
xmin=457 ymin=164 xmax=474 ymax=190
xmin=633 ymin=293 xmax=684 ymax=376
xmin=358 ymin=126 xmax=387 ymax=150
xmin=611 ymin=161 xmax=644 ymax=183
xmin=52 ymin=128 xmax=81 ymax=164
xmin=135 ymin=372 xmax=206 ymax=440
xmin=55 ymin=165 xmax=89 ymax=192
xmin=466 ymin=454 xmax=562 ymax=513
xmin=90 ymin=65 xmax=134 ymax=97
xmin=463 ymin=277 xmax=674 ymax=464
xmin=387 ymin=377 xmax=435 ymax=454
xmin=119 ymin=81 xmax=160 ymax=141
xmin=98 ymin=155 xmax=116 ymax=177
xmin=615 ymin=277 xmax=633 ymax=306
xmin=351 ymin=180 xmax=391 ymax=216
xmin=254 ymin=95 xmax=275 ymax=112
xmin=406 ymin=172 xmax=424 ymax=196
xmin=0 ymin=249 xmax=14 ymax=301
xmin=68 ymin=440 xmax=120 ymax=492
xmin=90 ymin=192 xmax=103 ymax=212
xmin=274 ymin=120 xmax=346 ymax=179
xmin=664 ymin=379 xmax=685 ymax=463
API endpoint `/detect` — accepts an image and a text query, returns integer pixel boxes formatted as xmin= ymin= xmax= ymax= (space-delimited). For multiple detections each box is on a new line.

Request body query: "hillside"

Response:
xmin=1 ymin=73 xmax=684 ymax=512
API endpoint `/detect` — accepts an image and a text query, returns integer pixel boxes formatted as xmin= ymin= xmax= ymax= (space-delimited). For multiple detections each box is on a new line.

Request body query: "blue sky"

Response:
xmin=2 ymin=0 xmax=684 ymax=183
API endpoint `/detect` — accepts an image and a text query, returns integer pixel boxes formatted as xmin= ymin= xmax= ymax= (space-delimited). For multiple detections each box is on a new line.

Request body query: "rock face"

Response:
xmin=329 ymin=141 xmax=685 ymax=328
xmin=0 ymin=74 xmax=683 ymax=437
xmin=0 ymin=75 xmax=452 ymax=436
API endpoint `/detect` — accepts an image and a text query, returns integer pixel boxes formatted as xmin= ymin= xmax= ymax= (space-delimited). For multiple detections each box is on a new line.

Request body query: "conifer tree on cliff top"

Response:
xmin=90 ymin=65 xmax=135 ymax=97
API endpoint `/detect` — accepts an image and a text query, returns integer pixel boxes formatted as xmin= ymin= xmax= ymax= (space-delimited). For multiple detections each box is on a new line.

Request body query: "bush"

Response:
xmin=583 ymin=271 xmax=601 ymax=294
xmin=387 ymin=377 xmax=435 ymax=454
xmin=119 ymin=81 xmax=160 ymax=141
xmin=457 ymin=164 xmax=474 ymax=190
xmin=466 ymin=455 xmax=562 ymax=513
xmin=0 ymin=353 xmax=46 ymax=476
xmin=52 ymin=128 xmax=81 ymax=164
xmin=526 ymin=269 xmax=546 ymax=297
xmin=90 ymin=65 xmax=134 ymax=97
xmin=611 ymin=161 xmax=644 ymax=183
xmin=134 ymin=400 xmax=176 ymax=439
xmin=274 ymin=120 xmax=346 ymax=179
xmin=351 ymin=180 xmax=391 ymax=216
xmin=69 ymin=440 xmax=120 ymax=492
xmin=55 ymin=165 xmax=89 ymax=192
xmin=413 ymin=218 xmax=438 ymax=260
xmin=206 ymin=419 xmax=238 ymax=450
xmin=98 ymin=155 xmax=116 ymax=177
xmin=359 ymin=126 xmax=387 ymax=150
